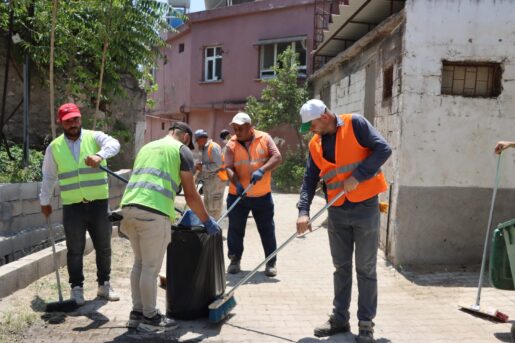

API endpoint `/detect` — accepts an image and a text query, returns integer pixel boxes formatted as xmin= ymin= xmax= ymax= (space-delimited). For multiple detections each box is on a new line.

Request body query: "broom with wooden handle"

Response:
xmin=459 ymin=152 xmax=508 ymax=322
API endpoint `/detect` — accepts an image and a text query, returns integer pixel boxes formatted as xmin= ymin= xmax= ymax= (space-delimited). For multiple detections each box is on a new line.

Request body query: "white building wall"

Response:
xmin=332 ymin=68 xmax=366 ymax=114
xmin=391 ymin=0 xmax=515 ymax=265
xmin=402 ymin=0 xmax=515 ymax=188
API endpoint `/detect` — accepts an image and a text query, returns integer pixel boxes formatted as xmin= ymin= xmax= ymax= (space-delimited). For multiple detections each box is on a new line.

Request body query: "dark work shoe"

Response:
xmin=227 ymin=258 xmax=241 ymax=274
xmin=356 ymin=320 xmax=374 ymax=343
xmin=265 ymin=264 xmax=277 ymax=277
xmin=137 ymin=311 xmax=178 ymax=332
xmin=314 ymin=315 xmax=350 ymax=337
xmin=126 ymin=310 xmax=143 ymax=328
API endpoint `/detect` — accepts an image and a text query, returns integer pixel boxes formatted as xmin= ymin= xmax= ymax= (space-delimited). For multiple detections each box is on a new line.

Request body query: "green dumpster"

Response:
xmin=490 ymin=218 xmax=515 ymax=290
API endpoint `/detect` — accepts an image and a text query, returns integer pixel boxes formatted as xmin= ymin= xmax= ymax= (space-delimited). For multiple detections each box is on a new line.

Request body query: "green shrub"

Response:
xmin=272 ymin=151 xmax=306 ymax=193
xmin=0 ymin=145 xmax=44 ymax=183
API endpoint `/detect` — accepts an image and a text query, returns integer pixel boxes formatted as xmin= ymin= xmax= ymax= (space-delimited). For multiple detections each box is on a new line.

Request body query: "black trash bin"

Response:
xmin=166 ymin=223 xmax=226 ymax=320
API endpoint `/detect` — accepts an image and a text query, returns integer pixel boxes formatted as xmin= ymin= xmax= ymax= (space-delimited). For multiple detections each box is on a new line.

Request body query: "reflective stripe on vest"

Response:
xmin=131 ymin=167 xmax=181 ymax=193
xmin=120 ymin=135 xmax=182 ymax=220
xmin=321 ymin=160 xmax=364 ymax=182
xmin=50 ymin=129 xmax=109 ymax=205
xmin=227 ymin=129 xmax=272 ymax=197
xmin=308 ymin=114 xmax=388 ymax=206
xmin=207 ymin=141 xmax=229 ymax=181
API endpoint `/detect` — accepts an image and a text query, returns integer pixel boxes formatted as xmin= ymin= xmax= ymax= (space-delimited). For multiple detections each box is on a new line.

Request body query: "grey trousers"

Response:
xmin=327 ymin=196 xmax=380 ymax=324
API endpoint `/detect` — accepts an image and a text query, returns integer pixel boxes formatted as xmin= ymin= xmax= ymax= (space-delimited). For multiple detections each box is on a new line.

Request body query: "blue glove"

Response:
xmin=203 ymin=217 xmax=221 ymax=236
xmin=250 ymin=168 xmax=265 ymax=184
xmin=236 ymin=182 xmax=246 ymax=197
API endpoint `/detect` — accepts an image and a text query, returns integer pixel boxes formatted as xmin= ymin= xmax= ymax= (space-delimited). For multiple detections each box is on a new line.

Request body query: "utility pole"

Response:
xmin=22 ymin=2 xmax=35 ymax=168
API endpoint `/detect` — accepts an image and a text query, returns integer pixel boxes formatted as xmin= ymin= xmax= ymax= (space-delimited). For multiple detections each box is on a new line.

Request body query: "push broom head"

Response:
xmin=45 ymin=299 xmax=79 ymax=313
xmin=459 ymin=304 xmax=509 ymax=322
xmin=208 ymin=295 xmax=236 ymax=323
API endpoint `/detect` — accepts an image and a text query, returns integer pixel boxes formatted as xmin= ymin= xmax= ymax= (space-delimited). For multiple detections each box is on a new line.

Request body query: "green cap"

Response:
xmin=299 ymin=121 xmax=312 ymax=134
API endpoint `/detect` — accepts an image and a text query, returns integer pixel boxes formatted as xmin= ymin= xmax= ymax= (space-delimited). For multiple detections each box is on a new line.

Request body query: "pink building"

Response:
xmin=147 ymin=0 xmax=316 ymax=147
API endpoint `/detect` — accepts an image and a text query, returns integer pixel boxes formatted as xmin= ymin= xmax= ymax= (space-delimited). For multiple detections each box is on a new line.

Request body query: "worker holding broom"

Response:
xmin=224 ymin=112 xmax=282 ymax=277
xmin=495 ymin=141 xmax=515 ymax=154
xmin=194 ymin=129 xmax=227 ymax=219
xmin=494 ymin=139 xmax=515 ymax=343
xmin=296 ymin=99 xmax=391 ymax=343
xmin=39 ymin=103 xmax=121 ymax=306
xmin=120 ymin=121 xmax=221 ymax=333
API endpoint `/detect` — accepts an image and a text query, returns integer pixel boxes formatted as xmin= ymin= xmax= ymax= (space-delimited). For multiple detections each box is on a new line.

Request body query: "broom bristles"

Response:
xmin=208 ymin=296 xmax=236 ymax=323
xmin=459 ymin=305 xmax=509 ymax=322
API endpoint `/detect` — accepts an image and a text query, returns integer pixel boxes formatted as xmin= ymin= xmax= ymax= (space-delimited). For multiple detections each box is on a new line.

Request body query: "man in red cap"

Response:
xmin=39 ymin=103 xmax=121 ymax=305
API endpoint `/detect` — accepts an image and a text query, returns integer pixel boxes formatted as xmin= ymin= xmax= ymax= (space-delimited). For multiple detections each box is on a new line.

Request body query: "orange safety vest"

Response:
xmin=308 ymin=114 xmax=388 ymax=206
xmin=227 ymin=130 xmax=272 ymax=197
xmin=207 ymin=141 xmax=229 ymax=181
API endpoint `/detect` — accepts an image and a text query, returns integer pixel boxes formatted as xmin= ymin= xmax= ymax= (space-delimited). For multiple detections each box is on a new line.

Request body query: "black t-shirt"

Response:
xmin=179 ymin=145 xmax=195 ymax=172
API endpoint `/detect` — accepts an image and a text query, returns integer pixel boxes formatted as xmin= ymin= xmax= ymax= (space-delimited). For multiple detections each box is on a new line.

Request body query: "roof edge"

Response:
xmin=310 ymin=9 xmax=406 ymax=81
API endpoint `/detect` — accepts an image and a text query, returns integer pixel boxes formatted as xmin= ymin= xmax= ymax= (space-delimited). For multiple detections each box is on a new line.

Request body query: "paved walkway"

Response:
xmin=1 ymin=193 xmax=515 ymax=343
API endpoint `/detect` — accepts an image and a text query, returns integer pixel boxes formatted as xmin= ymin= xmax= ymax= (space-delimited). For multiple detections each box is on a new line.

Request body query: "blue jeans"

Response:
xmin=63 ymin=199 xmax=112 ymax=288
xmin=226 ymin=193 xmax=277 ymax=266
xmin=327 ymin=196 xmax=380 ymax=324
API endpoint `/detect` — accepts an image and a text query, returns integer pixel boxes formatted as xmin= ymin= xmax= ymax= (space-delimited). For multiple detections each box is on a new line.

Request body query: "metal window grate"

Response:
xmin=441 ymin=61 xmax=502 ymax=98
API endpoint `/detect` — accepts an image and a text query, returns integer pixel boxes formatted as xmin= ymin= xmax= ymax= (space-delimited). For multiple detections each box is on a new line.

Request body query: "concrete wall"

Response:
xmin=0 ymin=170 xmax=130 ymax=266
xmin=390 ymin=0 xmax=515 ymax=265
xmin=311 ymin=20 xmax=405 ymax=253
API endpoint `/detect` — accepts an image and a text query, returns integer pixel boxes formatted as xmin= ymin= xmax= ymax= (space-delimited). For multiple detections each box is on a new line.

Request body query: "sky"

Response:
xmin=190 ymin=0 xmax=206 ymax=13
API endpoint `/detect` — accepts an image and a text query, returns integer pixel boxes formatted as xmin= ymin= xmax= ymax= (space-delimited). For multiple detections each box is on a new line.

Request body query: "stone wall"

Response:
xmin=310 ymin=14 xmax=405 ymax=255
xmin=0 ymin=169 xmax=130 ymax=266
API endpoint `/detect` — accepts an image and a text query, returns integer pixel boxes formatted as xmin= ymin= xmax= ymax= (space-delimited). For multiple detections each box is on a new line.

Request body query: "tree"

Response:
xmin=0 ymin=0 xmax=170 ymax=131
xmin=245 ymin=47 xmax=310 ymax=192
xmin=245 ymin=47 xmax=309 ymax=156
xmin=48 ymin=0 xmax=58 ymax=139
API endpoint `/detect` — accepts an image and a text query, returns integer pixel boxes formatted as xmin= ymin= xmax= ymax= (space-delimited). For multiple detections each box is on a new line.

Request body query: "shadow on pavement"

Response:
xmin=173 ymin=318 xmax=223 ymax=342
xmin=226 ymin=271 xmax=280 ymax=287
xmin=388 ymin=259 xmax=482 ymax=287
xmin=224 ymin=322 xmax=296 ymax=342
xmin=105 ymin=329 xmax=180 ymax=342
xmin=297 ymin=335 xmax=391 ymax=342
xmin=31 ymin=295 xmax=116 ymax=331
xmin=494 ymin=331 xmax=513 ymax=342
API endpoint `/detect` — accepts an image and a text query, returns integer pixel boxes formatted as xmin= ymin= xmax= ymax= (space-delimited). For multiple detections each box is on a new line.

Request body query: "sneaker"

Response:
xmin=138 ymin=311 xmax=179 ymax=333
xmin=97 ymin=281 xmax=120 ymax=301
xmin=314 ymin=315 xmax=350 ymax=338
xmin=127 ymin=310 xmax=143 ymax=328
xmin=70 ymin=286 xmax=85 ymax=305
xmin=356 ymin=320 xmax=374 ymax=343
xmin=227 ymin=258 xmax=241 ymax=274
xmin=265 ymin=264 xmax=277 ymax=277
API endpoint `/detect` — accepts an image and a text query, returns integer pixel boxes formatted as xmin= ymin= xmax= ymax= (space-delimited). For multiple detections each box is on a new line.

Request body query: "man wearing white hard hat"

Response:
xmin=296 ymin=99 xmax=391 ymax=342
xmin=223 ymin=112 xmax=282 ymax=277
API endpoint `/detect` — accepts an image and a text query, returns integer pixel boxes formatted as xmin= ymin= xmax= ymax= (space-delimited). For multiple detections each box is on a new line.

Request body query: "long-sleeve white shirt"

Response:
xmin=39 ymin=130 xmax=120 ymax=205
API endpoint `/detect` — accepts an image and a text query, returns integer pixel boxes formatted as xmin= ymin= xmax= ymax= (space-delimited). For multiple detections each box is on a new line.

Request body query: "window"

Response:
xmin=441 ymin=61 xmax=502 ymax=97
xmin=204 ymin=46 xmax=223 ymax=82
xmin=179 ymin=43 xmax=184 ymax=53
xmin=383 ymin=66 xmax=393 ymax=101
xmin=259 ymin=40 xmax=307 ymax=79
